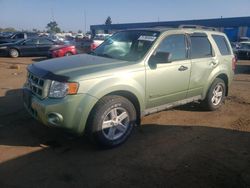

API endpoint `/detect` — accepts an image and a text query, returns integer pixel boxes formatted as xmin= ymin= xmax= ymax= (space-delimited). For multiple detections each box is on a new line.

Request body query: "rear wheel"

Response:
xmin=9 ymin=48 xmax=19 ymax=58
xmin=203 ymin=78 xmax=226 ymax=111
xmin=87 ymin=95 xmax=136 ymax=148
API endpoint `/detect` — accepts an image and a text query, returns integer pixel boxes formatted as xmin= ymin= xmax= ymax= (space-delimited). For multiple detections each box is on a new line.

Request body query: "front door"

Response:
xmin=20 ymin=38 xmax=38 ymax=56
xmin=146 ymin=34 xmax=191 ymax=108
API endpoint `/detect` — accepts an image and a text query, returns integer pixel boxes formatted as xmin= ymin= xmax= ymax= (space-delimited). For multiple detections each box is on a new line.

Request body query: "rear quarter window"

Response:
xmin=212 ymin=35 xmax=232 ymax=55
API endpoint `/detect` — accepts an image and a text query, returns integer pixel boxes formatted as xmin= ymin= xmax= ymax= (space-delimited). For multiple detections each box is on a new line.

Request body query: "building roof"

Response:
xmin=91 ymin=16 xmax=250 ymax=31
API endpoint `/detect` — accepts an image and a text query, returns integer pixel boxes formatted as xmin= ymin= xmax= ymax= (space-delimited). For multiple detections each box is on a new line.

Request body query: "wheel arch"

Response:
xmin=203 ymin=72 xmax=229 ymax=99
xmin=65 ymin=51 xmax=73 ymax=56
xmin=86 ymin=90 xmax=142 ymax=131
xmin=216 ymin=73 xmax=229 ymax=96
xmin=78 ymin=74 xmax=146 ymax=133
xmin=107 ymin=90 xmax=141 ymax=125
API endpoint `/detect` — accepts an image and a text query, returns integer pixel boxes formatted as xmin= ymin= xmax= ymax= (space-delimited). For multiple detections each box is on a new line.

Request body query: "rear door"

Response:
xmin=37 ymin=38 xmax=55 ymax=56
xmin=186 ymin=33 xmax=217 ymax=98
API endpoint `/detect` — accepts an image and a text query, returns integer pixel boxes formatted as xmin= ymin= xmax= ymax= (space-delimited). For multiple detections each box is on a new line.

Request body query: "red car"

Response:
xmin=48 ymin=45 xmax=77 ymax=58
xmin=77 ymin=39 xmax=99 ymax=54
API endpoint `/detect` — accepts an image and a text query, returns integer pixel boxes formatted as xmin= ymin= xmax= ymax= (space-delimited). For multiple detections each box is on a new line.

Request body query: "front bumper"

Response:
xmin=23 ymin=88 xmax=98 ymax=134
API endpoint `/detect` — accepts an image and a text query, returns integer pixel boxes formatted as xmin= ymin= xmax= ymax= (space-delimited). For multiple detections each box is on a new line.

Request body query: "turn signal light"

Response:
xmin=67 ymin=82 xmax=79 ymax=95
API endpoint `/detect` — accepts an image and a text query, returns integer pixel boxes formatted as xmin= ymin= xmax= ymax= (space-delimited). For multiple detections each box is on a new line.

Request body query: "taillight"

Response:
xmin=232 ymin=56 xmax=237 ymax=71
xmin=90 ymin=43 xmax=97 ymax=51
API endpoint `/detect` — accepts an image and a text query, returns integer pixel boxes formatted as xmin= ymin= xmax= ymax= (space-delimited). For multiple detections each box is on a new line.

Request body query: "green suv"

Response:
xmin=23 ymin=27 xmax=235 ymax=147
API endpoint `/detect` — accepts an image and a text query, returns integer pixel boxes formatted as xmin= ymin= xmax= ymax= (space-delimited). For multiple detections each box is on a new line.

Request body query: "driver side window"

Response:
xmin=14 ymin=33 xmax=24 ymax=39
xmin=156 ymin=34 xmax=187 ymax=62
xmin=24 ymin=39 xmax=38 ymax=45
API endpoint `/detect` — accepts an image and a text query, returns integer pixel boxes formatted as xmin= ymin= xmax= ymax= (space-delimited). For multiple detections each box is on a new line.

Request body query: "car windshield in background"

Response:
xmin=240 ymin=43 xmax=250 ymax=50
xmin=93 ymin=30 xmax=160 ymax=61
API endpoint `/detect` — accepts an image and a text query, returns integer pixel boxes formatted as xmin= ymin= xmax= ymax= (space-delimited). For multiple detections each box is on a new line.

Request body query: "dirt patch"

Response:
xmin=231 ymin=116 xmax=250 ymax=131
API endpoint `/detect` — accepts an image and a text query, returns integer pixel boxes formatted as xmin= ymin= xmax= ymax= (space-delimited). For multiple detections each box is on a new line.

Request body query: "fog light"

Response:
xmin=47 ymin=112 xmax=63 ymax=126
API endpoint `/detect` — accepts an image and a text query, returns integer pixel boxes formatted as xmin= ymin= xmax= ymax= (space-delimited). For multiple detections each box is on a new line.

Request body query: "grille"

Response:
xmin=26 ymin=72 xmax=49 ymax=99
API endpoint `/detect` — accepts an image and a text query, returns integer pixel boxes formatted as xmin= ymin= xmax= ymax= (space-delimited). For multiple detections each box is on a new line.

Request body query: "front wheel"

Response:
xmin=87 ymin=95 xmax=136 ymax=148
xmin=202 ymin=78 xmax=226 ymax=111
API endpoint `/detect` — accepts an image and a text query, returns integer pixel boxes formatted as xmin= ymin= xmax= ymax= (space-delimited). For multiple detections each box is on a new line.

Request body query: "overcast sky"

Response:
xmin=0 ymin=0 xmax=249 ymax=32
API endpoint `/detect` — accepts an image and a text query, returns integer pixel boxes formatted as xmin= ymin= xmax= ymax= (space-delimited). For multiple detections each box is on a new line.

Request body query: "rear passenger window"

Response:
xmin=212 ymin=35 xmax=231 ymax=55
xmin=190 ymin=36 xmax=213 ymax=59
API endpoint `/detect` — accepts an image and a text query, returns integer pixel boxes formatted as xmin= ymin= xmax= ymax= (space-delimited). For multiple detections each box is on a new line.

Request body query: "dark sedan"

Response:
xmin=236 ymin=42 xmax=250 ymax=60
xmin=0 ymin=37 xmax=60 ymax=57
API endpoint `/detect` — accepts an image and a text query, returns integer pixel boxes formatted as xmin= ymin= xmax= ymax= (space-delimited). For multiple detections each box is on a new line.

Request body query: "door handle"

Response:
xmin=178 ymin=65 xmax=188 ymax=71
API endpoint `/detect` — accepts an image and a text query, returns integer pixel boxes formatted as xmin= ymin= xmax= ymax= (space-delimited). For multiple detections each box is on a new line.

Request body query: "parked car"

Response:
xmin=0 ymin=32 xmax=13 ymax=38
xmin=48 ymin=34 xmax=65 ymax=43
xmin=0 ymin=37 xmax=60 ymax=57
xmin=236 ymin=41 xmax=250 ymax=60
xmin=75 ymin=34 xmax=84 ymax=39
xmin=23 ymin=28 xmax=235 ymax=148
xmin=0 ymin=32 xmax=38 ymax=44
xmin=76 ymin=35 xmax=111 ymax=54
xmin=48 ymin=45 xmax=77 ymax=58
xmin=230 ymin=42 xmax=240 ymax=57
xmin=239 ymin=37 xmax=250 ymax=42
xmin=76 ymin=39 xmax=96 ymax=54
xmin=91 ymin=34 xmax=111 ymax=49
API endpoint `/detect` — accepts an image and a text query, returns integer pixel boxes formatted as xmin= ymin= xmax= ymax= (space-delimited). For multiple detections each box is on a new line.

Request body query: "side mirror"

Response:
xmin=149 ymin=52 xmax=170 ymax=64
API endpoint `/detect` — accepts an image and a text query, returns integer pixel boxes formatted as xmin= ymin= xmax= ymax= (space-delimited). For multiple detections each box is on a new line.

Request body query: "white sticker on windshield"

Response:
xmin=138 ymin=35 xmax=156 ymax=42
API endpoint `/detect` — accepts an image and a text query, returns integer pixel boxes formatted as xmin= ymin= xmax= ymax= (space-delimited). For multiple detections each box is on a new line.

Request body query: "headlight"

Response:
xmin=49 ymin=81 xmax=79 ymax=98
xmin=0 ymin=46 xmax=7 ymax=49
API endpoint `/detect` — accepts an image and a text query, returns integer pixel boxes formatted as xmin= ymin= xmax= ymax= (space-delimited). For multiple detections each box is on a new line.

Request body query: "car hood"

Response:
xmin=28 ymin=54 xmax=134 ymax=81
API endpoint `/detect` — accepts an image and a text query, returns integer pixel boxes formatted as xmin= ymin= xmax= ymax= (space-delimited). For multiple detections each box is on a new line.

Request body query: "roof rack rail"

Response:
xmin=179 ymin=25 xmax=218 ymax=31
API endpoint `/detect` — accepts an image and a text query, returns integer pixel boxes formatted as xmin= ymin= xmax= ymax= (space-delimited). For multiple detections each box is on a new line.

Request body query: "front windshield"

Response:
xmin=93 ymin=30 xmax=160 ymax=61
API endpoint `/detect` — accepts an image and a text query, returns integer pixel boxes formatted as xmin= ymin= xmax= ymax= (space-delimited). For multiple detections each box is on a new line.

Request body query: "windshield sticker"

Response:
xmin=138 ymin=35 xmax=156 ymax=42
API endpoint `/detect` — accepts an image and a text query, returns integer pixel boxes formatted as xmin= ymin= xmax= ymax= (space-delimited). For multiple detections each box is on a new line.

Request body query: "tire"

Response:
xmin=87 ymin=95 xmax=137 ymax=148
xmin=65 ymin=52 xmax=73 ymax=56
xmin=202 ymin=78 xmax=226 ymax=111
xmin=9 ymin=48 xmax=19 ymax=58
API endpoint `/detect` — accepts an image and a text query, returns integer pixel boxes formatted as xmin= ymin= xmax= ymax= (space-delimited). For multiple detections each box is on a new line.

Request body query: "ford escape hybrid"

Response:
xmin=23 ymin=27 xmax=235 ymax=147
